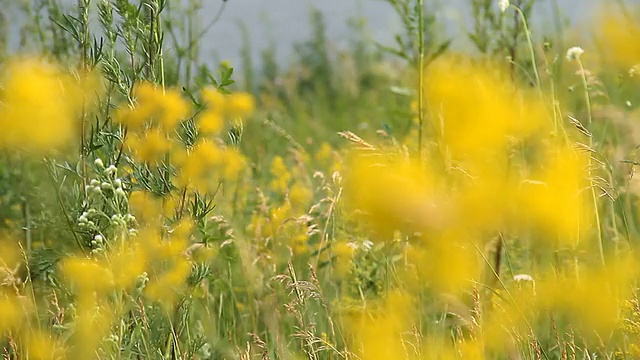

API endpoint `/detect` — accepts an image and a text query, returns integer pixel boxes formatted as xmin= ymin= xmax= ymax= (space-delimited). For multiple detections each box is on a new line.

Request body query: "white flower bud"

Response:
xmin=498 ymin=0 xmax=509 ymax=13
xmin=92 ymin=186 xmax=102 ymax=195
xmin=104 ymin=165 xmax=117 ymax=176
xmin=115 ymin=187 xmax=126 ymax=198
xmin=101 ymin=182 xmax=113 ymax=190
xmin=114 ymin=178 xmax=122 ymax=188
xmin=566 ymin=46 xmax=584 ymax=62
xmin=94 ymin=158 xmax=104 ymax=168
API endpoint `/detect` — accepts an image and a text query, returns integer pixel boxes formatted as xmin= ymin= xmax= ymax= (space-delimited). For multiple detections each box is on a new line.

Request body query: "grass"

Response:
xmin=0 ymin=0 xmax=640 ymax=359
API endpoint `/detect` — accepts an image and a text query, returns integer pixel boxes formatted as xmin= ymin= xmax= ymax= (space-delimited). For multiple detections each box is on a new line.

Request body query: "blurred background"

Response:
xmin=195 ymin=0 xmax=593 ymax=66
xmin=4 ymin=0 xmax=597 ymax=68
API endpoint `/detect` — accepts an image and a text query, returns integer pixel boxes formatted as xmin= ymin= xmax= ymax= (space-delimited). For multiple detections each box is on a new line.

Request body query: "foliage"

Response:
xmin=0 ymin=0 xmax=640 ymax=359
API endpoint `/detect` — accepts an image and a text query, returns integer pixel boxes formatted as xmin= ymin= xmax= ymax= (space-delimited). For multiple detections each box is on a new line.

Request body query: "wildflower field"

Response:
xmin=1 ymin=0 xmax=640 ymax=359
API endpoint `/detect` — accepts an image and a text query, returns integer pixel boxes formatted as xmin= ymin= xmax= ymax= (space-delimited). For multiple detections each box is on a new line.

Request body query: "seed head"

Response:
xmin=498 ymin=0 xmax=509 ymax=13
xmin=566 ymin=46 xmax=584 ymax=62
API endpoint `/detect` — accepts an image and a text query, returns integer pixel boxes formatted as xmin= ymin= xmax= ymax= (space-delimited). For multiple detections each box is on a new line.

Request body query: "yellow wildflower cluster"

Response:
xmin=52 ymin=222 xmax=198 ymax=355
xmin=247 ymin=153 xmax=318 ymax=260
xmin=115 ymin=82 xmax=189 ymax=132
xmin=595 ymin=6 xmax=640 ymax=70
xmin=343 ymin=55 xmax=612 ymax=353
xmin=199 ymin=87 xmax=255 ymax=134
xmin=424 ymin=56 xmax=546 ymax=159
xmin=349 ymin=57 xmax=592 ymax=247
xmin=115 ymin=83 xmax=189 ymax=163
xmin=343 ymin=291 xmax=415 ymax=360
xmin=0 ymin=58 xmax=101 ymax=154
xmin=314 ymin=142 xmax=342 ymax=175
xmin=113 ymin=83 xmax=252 ymax=200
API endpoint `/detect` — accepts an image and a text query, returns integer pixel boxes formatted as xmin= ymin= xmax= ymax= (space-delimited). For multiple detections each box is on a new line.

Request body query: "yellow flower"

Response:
xmin=332 ymin=241 xmax=356 ymax=278
xmin=25 ymin=331 xmax=59 ymax=360
xmin=517 ymin=144 xmax=592 ymax=245
xmin=314 ymin=142 xmax=334 ymax=164
xmin=0 ymin=234 xmax=22 ymax=273
xmin=345 ymin=154 xmax=447 ymax=238
xmin=70 ymin=302 xmax=115 ymax=359
xmin=60 ymin=257 xmax=115 ymax=295
xmin=270 ymin=156 xmax=291 ymax=193
xmin=595 ymin=6 xmax=640 ymax=70
xmin=159 ymin=87 xmax=190 ymax=130
xmin=225 ymin=92 xmax=255 ymax=118
xmin=108 ymin=246 xmax=147 ymax=290
xmin=125 ymin=129 xmax=171 ymax=164
xmin=0 ymin=293 xmax=26 ymax=333
xmin=113 ymin=104 xmax=152 ymax=131
xmin=537 ymin=256 xmax=639 ymax=338
xmin=174 ymin=140 xmax=223 ymax=192
xmin=222 ymin=148 xmax=246 ymax=181
xmin=0 ymin=58 xmax=93 ymax=153
xmin=117 ymin=83 xmax=190 ymax=132
xmin=408 ymin=232 xmax=480 ymax=295
xmin=424 ymin=56 xmax=546 ymax=158
xmin=344 ymin=291 xmax=414 ymax=360
xmin=288 ymin=182 xmax=313 ymax=213
xmin=198 ymin=111 xmax=224 ymax=134
xmin=145 ymin=258 xmax=192 ymax=310
xmin=135 ymin=82 xmax=160 ymax=104
xmin=202 ymin=87 xmax=226 ymax=113
xmin=291 ymin=232 xmax=309 ymax=256
xmin=128 ymin=191 xmax=162 ymax=225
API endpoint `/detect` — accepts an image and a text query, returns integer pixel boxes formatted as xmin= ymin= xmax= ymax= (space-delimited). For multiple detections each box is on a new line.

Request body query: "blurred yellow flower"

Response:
xmin=289 ymin=181 xmax=313 ymax=212
xmin=60 ymin=257 xmax=115 ymax=295
xmin=332 ymin=241 xmax=356 ymax=278
xmin=424 ymin=57 xmax=546 ymax=159
xmin=125 ymin=129 xmax=171 ymax=164
xmin=0 ymin=293 xmax=26 ymax=334
xmin=595 ymin=7 xmax=640 ymax=70
xmin=345 ymin=154 xmax=448 ymax=238
xmin=108 ymin=246 xmax=147 ymax=290
xmin=222 ymin=148 xmax=246 ymax=181
xmin=115 ymin=82 xmax=190 ymax=132
xmin=344 ymin=291 xmax=415 ymax=360
xmin=0 ymin=58 xmax=96 ymax=153
xmin=174 ymin=140 xmax=223 ymax=192
xmin=198 ymin=111 xmax=224 ymax=134
xmin=202 ymin=87 xmax=225 ymax=112
xmin=225 ymin=92 xmax=255 ymax=118
xmin=517 ymin=144 xmax=592 ymax=245
xmin=25 ymin=330 xmax=59 ymax=360
xmin=145 ymin=258 xmax=191 ymax=311
xmin=128 ymin=191 xmax=162 ymax=225
xmin=159 ymin=88 xmax=190 ymax=130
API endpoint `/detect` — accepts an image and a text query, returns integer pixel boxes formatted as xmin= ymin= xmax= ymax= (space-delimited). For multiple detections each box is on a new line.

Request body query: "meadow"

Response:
xmin=0 ymin=0 xmax=640 ymax=359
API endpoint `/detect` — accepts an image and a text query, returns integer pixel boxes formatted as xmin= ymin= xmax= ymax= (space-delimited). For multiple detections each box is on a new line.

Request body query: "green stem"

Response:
xmin=417 ymin=0 xmax=425 ymax=159
xmin=577 ymin=58 xmax=605 ymax=266
xmin=512 ymin=5 xmax=541 ymax=87
xmin=44 ymin=159 xmax=86 ymax=254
